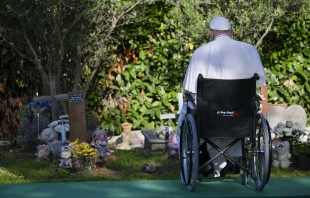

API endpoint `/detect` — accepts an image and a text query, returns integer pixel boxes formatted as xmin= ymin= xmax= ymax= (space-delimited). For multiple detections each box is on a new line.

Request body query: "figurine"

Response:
xmin=59 ymin=146 xmax=72 ymax=168
xmin=91 ymin=130 xmax=114 ymax=160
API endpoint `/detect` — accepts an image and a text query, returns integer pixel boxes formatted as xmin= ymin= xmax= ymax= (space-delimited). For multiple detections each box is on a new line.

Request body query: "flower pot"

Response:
xmin=121 ymin=122 xmax=132 ymax=134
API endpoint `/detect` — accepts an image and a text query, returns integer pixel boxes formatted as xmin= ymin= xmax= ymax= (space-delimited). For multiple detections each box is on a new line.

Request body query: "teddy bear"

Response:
xmin=37 ymin=128 xmax=63 ymax=161
xmin=272 ymin=141 xmax=291 ymax=168
xmin=38 ymin=128 xmax=58 ymax=143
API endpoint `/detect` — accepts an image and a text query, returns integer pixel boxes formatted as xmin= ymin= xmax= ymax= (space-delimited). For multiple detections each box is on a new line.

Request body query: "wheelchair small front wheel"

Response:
xmin=179 ymin=114 xmax=199 ymax=192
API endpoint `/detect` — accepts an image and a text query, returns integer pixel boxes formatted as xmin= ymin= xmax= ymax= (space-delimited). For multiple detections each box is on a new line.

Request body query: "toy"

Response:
xmin=167 ymin=131 xmax=178 ymax=158
xmin=272 ymin=141 xmax=291 ymax=168
xmin=37 ymin=128 xmax=62 ymax=161
xmin=59 ymin=146 xmax=72 ymax=168
xmin=91 ymin=129 xmax=114 ymax=160
xmin=156 ymin=126 xmax=173 ymax=140
xmin=38 ymin=128 xmax=58 ymax=143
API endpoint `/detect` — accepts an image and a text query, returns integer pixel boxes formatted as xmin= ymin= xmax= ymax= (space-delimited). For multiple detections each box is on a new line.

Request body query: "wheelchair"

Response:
xmin=179 ymin=73 xmax=271 ymax=192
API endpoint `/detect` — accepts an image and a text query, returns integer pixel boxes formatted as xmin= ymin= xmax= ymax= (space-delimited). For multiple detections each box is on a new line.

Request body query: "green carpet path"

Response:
xmin=0 ymin=177 xmax=309 ymax=198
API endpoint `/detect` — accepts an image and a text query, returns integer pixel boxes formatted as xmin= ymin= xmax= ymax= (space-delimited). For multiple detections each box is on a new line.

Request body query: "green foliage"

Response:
xmin=263 ymin=6 xmax=310 ymax=124
xmin=87 ymin=2 xmax=193 ymax=134
xmin=86 ymin=0 xmax=310 ymax=134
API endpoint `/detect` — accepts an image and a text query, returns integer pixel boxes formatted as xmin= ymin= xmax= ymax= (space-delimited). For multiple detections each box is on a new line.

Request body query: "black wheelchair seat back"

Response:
xmin=197 ymin=73 xmax=258 ymax=138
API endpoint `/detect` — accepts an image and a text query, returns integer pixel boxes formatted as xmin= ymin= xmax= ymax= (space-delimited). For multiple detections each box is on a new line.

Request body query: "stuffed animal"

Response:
xmin=272 ymin=141 xmax=291 ymax=168
xmin=167 ymin=131 xmax=178 ymax=158
xmin=37 ymin=128 xmax=62 ymax=161
xmin=59 ymin=146 xmax=72 ymax=168
xmin=156 ymin=126 xmax=173 ymax=140
xmin=39 ymin=128 xmax=58 ymax=143
xmin=91 ymin=129 xmax=114 ymax=161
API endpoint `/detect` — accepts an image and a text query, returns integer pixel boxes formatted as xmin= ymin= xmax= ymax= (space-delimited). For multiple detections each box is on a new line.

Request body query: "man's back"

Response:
xmin=183 ymin=35 xmax=266 ymax=94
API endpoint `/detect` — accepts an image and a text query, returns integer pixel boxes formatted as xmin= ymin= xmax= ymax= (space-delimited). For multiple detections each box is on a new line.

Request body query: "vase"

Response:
xmin=121 ymin=122 xmax=132 ymax=134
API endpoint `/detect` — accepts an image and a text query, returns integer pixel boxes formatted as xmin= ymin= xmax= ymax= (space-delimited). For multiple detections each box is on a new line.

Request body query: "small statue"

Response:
xmin=59 ymin=146 xmax=72 ymax=168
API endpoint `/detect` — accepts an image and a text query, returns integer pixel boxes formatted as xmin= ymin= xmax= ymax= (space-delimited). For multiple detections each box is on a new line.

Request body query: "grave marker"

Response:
xmin=266 ymin=105 xmax=307 ymax=129
xmin=68 ymin=91 xmax=87 ymax=142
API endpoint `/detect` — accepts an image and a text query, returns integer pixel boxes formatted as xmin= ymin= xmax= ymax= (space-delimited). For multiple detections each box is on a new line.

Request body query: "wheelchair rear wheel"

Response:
xmin=179 ymin=114 xmax=199 ymax=192
xmin=252 ymin=113 xmax=271 ymax=191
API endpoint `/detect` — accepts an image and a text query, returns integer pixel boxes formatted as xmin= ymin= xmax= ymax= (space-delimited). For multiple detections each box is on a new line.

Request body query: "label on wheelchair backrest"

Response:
xmin=217 ymin=110 xmax=239 ymax=116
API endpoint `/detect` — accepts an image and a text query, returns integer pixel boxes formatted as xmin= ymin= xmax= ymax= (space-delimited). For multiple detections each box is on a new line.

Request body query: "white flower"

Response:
xmin=285 ymin=132 xmax=292 ymax=136
xmin=283 ymin=128 xmax=292 ymax=135
xmin=298 ymin=135 xmax=308 ymax=143
xmin=292 ymin=125 xmax=305 ymax=132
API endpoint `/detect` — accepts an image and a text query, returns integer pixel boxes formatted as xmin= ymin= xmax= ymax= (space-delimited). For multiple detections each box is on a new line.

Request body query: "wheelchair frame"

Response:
xmin=179 ymin=74 xmax=272 ymax=192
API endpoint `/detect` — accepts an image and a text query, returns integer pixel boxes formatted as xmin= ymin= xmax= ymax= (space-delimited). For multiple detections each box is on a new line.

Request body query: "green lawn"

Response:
xmin=0 ymin=148 xmax=309 ymax=184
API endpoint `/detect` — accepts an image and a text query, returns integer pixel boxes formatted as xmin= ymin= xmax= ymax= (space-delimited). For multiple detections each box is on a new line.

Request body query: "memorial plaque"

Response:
xmin=266 ymin=105 xmax=307 ymax=129
xmin=68 ymin=91 xmax=87 ymax=142
xmin=69 ymin=93 xmax=84 ymax=103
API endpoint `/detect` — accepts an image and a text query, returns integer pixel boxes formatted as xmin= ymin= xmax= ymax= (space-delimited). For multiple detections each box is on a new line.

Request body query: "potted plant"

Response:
xmin=119 ymin=97 xmax=132 ymax=134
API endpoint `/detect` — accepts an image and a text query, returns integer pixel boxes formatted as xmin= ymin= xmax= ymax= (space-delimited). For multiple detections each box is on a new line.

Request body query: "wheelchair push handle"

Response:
xmin=253 ymin=73 xmax=259 ymax=80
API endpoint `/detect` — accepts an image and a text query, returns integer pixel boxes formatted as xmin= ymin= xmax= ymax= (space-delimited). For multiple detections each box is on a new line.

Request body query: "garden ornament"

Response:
xmin=272 ymin=141 xmax=291 ymax=168
xmin=54 ymin=115 xmax=70 ymax=142
xmin=59 ymin=146 xmax=72 ymax=168
xmin=116 ymin=132 xmax=131 ymax=150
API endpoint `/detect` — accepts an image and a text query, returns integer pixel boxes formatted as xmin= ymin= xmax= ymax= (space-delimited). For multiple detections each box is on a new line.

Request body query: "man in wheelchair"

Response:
xmin=177 ymin=16 xmax=270 ymax=191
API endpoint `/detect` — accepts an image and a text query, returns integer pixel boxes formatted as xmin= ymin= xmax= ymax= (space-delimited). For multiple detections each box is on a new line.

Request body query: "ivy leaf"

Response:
xmin=152 ymin=101 xmax=161 ymax=107
xmin=305 ymin=82 xmax=310 ymax=93
xmin=139 ymin=50 xmax=146 ymax=60
xmin=155 ymin=108 xmax=161 ymax=119
xmin=129 ymin=69 xmax=136 ymax=79
xmin=295 ymin=65 xmax=308 ymax=80
xmin=108 ymin=85 xmax=120 ymax=90
xmin=133 ymin=120 xmax=141 ymax=128
xmin=122 ymin=71 xmax=130 ymax=81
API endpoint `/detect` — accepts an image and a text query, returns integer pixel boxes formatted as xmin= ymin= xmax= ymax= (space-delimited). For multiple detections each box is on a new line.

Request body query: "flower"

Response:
xmin=273 ymin=121 xmax=310 ymax=157
xmin=69 ymin=139 xmax=98 ymax=168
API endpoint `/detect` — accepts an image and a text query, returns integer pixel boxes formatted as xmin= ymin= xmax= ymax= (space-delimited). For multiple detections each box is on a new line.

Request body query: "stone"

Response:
xmin=142 ymin=130 xmax=168 ymax=151
xmin=267 ymin=105 xmax=307 ymax=129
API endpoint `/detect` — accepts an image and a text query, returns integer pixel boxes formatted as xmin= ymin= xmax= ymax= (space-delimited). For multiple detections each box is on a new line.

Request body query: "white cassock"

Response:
xmin=178 ymin=34 xmax=267 ymax=175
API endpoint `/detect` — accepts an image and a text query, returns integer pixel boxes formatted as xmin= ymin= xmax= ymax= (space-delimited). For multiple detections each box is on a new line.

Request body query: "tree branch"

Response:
xmin=19 ymin=18 xmax=50 ymax=87
xmin=72 ymin=46 xmax=83 ymax=91
xmin=83 ymin=67 xmax=99 ymax=95
xmin=255 ymin=18 xmax=274 ymax=48
xmin=7 ymin=42 xmax=32 ymax=61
